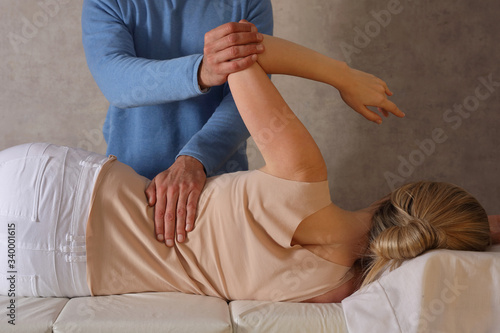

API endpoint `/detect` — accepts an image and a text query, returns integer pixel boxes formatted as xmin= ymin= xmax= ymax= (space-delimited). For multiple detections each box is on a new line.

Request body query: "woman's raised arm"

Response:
xmin=229 ymin=61 xmax=326 ymax=181
xmin=258 ymin=35 xmax=405 ymax=124
xmin=227 ymin=34 xmax=404 ymax=182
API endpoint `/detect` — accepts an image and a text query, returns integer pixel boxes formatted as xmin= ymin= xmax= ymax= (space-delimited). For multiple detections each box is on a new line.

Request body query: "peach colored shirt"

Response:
xmin=86 ymin=158 xmax=352 ymax=302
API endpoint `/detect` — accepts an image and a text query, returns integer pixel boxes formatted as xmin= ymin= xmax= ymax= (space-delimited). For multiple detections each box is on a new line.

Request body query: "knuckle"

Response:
xmin=226 ymin=22 xmax=238 ymax=32
xmin=155 ymin=207 xmax=165 ymax=218
xmin=191 ymin=183 xmax=203 ymax=192
xmin=176 ymin=207 xmax=186 ymax=218
xmin=228 ymin=46 xmax=240 ymax=57
xmin=227 ymin=60 xmax=242 ymax=72
xmin=220 ymin=23 xmax=232 ymax=36
xmin=186 ymin=202 xmax=197 ymax=212
xmin=374 ymin=95 xmax=386 ymax=105
xmin=167 ymin=184 xmax=180 ymax=195
xmin=165 ymin=212 xmax=175 ymax=223
xmin=156 ymin=182 xmax=168 ymax=193
xmin=180 ymin=179 xmax=192 ymax=187
xmin=205 ymin=54 xmax=216 ymax=66
xmin=226 ymin=33 xmax=239 ymax=44
xmin=176 ymin=183 xmax=189 ymax=194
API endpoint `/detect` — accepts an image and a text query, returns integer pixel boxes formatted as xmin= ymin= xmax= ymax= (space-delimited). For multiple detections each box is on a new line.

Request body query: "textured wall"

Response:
xmin=0 ymin=0 xmax=108 ymax=154
xmin=262 ymin=0 xmax=500 ymax=214
xmin=1 ymin=0 xmax=499 ymax=213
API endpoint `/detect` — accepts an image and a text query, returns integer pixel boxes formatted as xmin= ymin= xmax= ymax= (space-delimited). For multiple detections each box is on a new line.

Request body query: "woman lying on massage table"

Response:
xmin=0 ymin=29 xmax=494 ymax=303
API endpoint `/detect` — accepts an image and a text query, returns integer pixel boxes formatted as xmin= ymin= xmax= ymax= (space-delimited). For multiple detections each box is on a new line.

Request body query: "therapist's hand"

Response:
xmin=146 ymin=156 xmax=206 ymax=247
xmin=199 ymin=20 xmax=265 ymax=89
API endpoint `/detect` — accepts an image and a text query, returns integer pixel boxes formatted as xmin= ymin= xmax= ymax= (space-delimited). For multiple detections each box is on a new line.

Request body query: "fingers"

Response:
xmin=153 ymin=181 xmax=167 ymax=243
xmin=206 ymin=41 xmax=263 ymax=66
xmin=204 ymin=21 xmax=264 ymax=59
xmin=150 ymin=157 xmax=206 ymax=247
xmin=205 ymin=21 xmax=257 ymax=44
xmin=378 ymin=107 xmax=390 ymax=118
xmin=379 ymin=99 xmax=405 ymax=119
xmin=163 ymin=187 xmax=179 ymax=247
xmin=200 ymin=21 xmax=265 ymax=88
xmin=356 ymin=97 xmax=405 ymax=125
xmin=173 ymin=189 xmax=188 ymax=243
xmin=206 ymin=31 xmax=264 ymax=55
xmin=369 ymin=82 xmax=405 ymax=123
xmin=214 ymin=54 xmax=259 ymax=75
xmin=356 ymin=105 xmax=384 ymax=125
xmin=381 ymin=80 xmax=393 ymax=96
xmin=203 ymin=32 xmax=264 ymax=75
xmin=340 ymin=67 xmax=405 ymax=124
xmin=185 ymin=191 xmax=201 ymax=232
xmin=153 ymin=183 xmax=189 ymax=247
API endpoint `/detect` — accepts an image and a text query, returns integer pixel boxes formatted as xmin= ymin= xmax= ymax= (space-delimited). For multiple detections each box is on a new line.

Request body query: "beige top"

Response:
xmin=86 ymin=158 xmax=352 ymax=302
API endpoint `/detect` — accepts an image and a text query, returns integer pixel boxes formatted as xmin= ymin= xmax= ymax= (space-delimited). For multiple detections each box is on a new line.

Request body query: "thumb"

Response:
xmin=145 ymin=179 xmax=157 ymax=206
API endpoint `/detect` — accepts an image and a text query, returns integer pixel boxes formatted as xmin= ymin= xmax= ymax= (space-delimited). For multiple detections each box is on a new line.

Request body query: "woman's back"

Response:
xmin=86 ymin=158 xmax=353 ymax=302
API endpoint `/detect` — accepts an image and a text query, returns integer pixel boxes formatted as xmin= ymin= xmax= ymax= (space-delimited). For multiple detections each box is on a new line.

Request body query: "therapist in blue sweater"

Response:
xmin=82 ymin=0 xmax=273 ymax=247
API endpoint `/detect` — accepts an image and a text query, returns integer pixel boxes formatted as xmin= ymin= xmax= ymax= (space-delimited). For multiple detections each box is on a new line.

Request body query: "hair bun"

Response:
xmin=371 ymin=218 xmax=445 ymax=261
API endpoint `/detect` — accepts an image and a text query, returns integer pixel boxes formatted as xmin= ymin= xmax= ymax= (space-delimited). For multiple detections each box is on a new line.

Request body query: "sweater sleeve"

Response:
xmin=81 ymin=0 xmax=206 ymax=109
xmin=178 ymin=0 xmax=274 ymax=175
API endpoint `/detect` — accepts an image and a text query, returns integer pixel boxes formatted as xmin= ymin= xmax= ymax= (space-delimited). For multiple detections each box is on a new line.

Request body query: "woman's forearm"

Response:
xmin=257 ymin=35 xmax=405 ymax=124
xmin=257 ymin=35 xmax=349 ymax=89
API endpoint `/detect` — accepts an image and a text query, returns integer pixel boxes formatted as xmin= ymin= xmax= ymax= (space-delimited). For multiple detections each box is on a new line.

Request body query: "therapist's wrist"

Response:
xmin=177 ymin=155 xmax=207 ymax=175
xmin=197 ymin=60 xmax=212 ymax=91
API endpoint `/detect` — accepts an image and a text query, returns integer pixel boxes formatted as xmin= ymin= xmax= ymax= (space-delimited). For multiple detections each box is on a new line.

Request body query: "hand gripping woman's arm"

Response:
xmin=228 ymin=35 xmax=405 ymax=182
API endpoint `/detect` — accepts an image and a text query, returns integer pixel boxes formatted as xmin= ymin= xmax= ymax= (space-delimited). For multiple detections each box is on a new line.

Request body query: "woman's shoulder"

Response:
xmin=293 ymin=205 xmax=372 ymax=266
xmin=220 ymin=169 xmax=331 ymax=203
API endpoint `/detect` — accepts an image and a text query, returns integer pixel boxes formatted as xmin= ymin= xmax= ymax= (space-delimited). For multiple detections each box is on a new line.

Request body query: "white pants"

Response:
xmin=0 ymin=143 xmax=109 ymax=297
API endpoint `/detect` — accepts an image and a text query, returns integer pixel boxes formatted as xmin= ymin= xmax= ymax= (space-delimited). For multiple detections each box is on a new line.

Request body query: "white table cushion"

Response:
xmin=0 ymin=296 xmax=69 ymax=332
xmin=230 ymin=300 xmax=347 ymax=333
xmin=53 ymin=292 xmax=232 ymax=333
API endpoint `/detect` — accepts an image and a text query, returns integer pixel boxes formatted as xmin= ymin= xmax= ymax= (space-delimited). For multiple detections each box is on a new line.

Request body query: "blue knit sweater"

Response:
xmin=82 ymin=0 xmax=273 ymax=179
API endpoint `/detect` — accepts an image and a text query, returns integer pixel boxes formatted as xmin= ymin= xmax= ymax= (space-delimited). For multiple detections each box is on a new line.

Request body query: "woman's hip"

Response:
xmin=0 ymin=143 xmax=109 ymax=297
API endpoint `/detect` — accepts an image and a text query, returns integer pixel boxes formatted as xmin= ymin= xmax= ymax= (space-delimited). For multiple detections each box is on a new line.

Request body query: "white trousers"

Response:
xmin=0 ymin=143 xmax=109 ymax=297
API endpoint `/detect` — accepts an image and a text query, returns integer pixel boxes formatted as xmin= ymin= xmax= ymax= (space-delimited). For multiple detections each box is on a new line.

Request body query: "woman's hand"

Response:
xmin=338 ymin=67 xmax=405 ymax=124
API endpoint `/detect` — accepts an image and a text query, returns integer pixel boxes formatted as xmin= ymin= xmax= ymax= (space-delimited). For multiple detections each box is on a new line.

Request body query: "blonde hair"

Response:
xmin=362 ymin=181 xmax=491 ymax=287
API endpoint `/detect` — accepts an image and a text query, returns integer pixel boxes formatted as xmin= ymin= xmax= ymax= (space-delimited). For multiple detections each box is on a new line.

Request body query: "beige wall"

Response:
xmin=0 ymin=0 xmax=107 ymax=154
xmin=1 ymin=0 xmax=499 ymax=213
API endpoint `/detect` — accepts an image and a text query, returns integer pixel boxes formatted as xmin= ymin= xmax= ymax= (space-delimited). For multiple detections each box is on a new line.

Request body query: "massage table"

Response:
xmin=1 ymin=245 xmax=499 ymax=332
